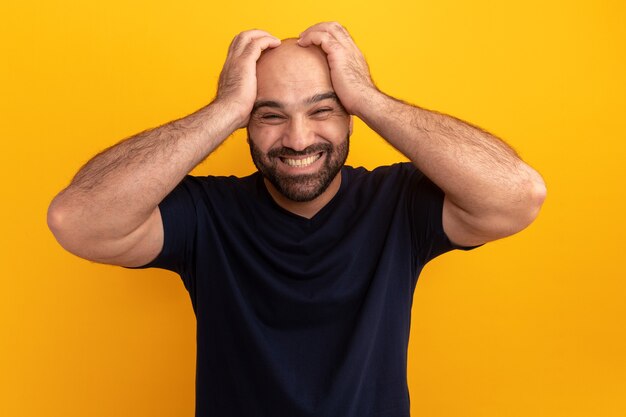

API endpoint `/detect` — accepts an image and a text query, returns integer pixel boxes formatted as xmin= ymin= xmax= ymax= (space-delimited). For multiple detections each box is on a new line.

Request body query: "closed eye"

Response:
xmin=258 ymin=114 xmax=289 ymax=125
xmin=312 ymin=108 xmax=332 ymax=116
xmin=256 ymin=112 xmax=287 ymax=125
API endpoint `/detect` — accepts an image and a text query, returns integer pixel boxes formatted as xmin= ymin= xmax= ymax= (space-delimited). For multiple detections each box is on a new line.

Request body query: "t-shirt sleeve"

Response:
xmin=404 ymin=165 xmax=480 ymax=265
xmin=129 ymin=176 xmax=198 ymax=281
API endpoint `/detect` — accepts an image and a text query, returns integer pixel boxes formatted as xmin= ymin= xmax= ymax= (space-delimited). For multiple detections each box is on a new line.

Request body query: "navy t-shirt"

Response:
xmin=138 ymin=162 xmax=473 ymax=417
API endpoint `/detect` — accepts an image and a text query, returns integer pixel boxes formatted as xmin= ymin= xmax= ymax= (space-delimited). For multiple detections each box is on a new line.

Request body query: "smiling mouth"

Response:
xmin=279 ymin=152 xmax=323 ymax=168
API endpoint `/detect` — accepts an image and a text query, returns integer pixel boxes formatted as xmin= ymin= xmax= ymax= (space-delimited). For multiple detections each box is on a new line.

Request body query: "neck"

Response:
xmin=264 ymin=172 xmax=342 ymax=219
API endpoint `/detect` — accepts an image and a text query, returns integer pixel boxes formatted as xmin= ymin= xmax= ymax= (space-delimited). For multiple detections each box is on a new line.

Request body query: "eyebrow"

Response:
xmin=251 ymin=91 xmax=339 ymax=114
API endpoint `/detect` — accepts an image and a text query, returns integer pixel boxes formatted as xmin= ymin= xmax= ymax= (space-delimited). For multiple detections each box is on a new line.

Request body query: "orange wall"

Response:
xmin=1 ymin=0 xmax=625 ymax=416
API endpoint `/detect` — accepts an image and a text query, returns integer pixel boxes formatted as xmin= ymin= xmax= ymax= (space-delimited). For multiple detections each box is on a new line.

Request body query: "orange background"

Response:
xmin=1 ymin=0 xmax=625 ymax=416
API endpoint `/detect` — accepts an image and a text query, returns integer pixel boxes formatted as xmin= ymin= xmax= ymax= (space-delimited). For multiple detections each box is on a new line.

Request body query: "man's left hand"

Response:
xmin=298 ymin=22 xmax=378 ymax=117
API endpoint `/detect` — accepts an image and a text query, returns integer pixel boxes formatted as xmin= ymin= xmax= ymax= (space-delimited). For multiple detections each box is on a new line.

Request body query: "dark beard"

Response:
xmin=248 ymin=135 xmax=349 ymax=202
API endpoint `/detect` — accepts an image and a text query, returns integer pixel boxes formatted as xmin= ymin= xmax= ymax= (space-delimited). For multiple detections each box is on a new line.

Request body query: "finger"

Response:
xmin=299 ymin=21 xmax=342 ymax=36
xmin=240 ymin=35 xmax=281 ymax=60
xmin=299 ymin=22 xmax=351 ymax=43
xmin=230 ymin=29 xmax=280 ymax=54
xmin=298 ymin=31 xmax=342 ymax=55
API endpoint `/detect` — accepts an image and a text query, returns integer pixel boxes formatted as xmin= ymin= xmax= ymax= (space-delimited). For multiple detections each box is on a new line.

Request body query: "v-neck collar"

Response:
xmin=256 ymin=167 xmax=349 ymax=226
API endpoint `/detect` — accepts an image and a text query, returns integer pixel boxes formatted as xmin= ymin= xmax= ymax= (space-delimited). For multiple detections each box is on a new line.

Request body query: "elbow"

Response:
xmin=508 ymin=174 xmax=547 ymax=235
xmin=47 ymin=194 xmax=69 ymax=240
xmin=47 ymin=192 xmax=87 ymax=258
xmin=450 ymin=173 xmax=547 ymax=245
xmin=485 ymin=175 xmax=547 ymax=241
xmin=525 ymin=174 xmax=547 ymax=223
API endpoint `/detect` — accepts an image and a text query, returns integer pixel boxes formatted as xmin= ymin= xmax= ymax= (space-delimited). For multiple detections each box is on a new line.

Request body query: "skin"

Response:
xmin=298 ymin=22 xmax=546 ymax=246
xmin=247 ymin=39 xmax=353 ymax=218
xmin=47 ymin=29 xmax=283 ymax=266
xmin=47 ymin=22 xmax=546 ymax=268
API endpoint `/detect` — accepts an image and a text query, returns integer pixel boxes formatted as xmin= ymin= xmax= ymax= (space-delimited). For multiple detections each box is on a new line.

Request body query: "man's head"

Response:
xmin=247 ymin=38 xmax=352 ymax=203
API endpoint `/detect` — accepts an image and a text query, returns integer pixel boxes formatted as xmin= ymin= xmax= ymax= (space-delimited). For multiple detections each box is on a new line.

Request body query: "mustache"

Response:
xmin=266 ymin=143 xmax=333 ymax=158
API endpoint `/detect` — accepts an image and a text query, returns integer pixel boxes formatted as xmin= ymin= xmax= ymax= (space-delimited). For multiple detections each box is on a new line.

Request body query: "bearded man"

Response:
xmin=48 ymin=22 xmax=546 ymax=417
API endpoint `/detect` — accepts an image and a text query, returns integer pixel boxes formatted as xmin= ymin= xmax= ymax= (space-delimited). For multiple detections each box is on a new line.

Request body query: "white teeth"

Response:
xmin=282 ymin=153 xmax=322 ymax=167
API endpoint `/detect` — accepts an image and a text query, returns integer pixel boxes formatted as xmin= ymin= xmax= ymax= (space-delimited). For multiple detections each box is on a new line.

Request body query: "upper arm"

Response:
xmin=442 ymin=196 xmax=495 ymax=247
xmin=96 ymin=207 xmax=165 ymax=267
xmin=48 ymin=202 xmax=165 ymax=268
xmin=442 ymin=193 xmax=545 ymax=247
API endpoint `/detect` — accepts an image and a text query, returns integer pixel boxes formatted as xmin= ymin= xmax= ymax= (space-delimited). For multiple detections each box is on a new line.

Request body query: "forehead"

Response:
xmin=255 ymin=41 xmax=334 ymax=106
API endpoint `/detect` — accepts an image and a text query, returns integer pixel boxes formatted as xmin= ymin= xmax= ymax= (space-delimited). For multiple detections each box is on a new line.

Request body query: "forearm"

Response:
xmin=356 ymin=90 xmax=545 ymax=223
xmin=49 ymin=100 xmax=240 ymax=241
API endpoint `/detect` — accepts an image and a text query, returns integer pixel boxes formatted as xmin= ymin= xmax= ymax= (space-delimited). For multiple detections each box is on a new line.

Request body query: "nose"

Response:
xmin=280 ymin=115 xmax=316 ymax=152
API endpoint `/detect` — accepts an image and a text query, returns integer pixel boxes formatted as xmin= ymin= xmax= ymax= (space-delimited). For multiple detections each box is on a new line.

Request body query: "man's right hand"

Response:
xmin=47 ymin=29 xmax=281 ymax=267
xmin=215 ymin=30 xmax=281 ymax=128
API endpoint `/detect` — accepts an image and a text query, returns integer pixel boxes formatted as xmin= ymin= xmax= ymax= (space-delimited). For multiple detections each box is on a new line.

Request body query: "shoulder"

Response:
xmin=155 ymin=173 xmax=264 ymax=225
xmin=173 ymin=172 xmax=260 ymax=200
xmin=343 ymin=162 xmax=425 ymax=190
xmin=338 ymin=163 xmax=430 ymax=214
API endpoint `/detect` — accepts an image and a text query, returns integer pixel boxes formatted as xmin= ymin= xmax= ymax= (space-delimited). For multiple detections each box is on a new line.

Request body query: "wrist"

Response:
xmin=210 ymin=97 xmax=252 ymax=131
xmin=351 ymin=87 xmax=390 ymax=122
